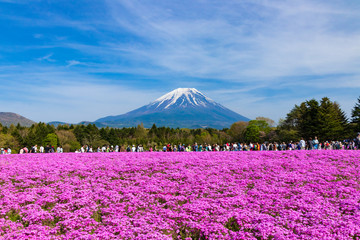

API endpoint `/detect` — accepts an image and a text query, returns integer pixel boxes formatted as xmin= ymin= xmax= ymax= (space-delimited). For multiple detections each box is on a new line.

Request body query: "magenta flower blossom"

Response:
xmin=0 ymin=151 xmax=359 ymax=239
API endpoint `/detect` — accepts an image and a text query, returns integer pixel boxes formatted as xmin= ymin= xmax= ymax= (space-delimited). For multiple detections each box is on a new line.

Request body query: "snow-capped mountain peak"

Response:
xmin=150 ymin=88 xmax=216 ymax=110
xmin=95 ymin=87 xmax=250 ymax=129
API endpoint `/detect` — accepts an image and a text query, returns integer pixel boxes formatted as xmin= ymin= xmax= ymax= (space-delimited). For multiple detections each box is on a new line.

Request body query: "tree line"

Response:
xmin=1 ymin=96 xmax=359 ymax=153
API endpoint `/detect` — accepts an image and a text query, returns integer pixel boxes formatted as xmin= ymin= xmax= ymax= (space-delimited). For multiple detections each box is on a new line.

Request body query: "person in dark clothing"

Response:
xmin=308 ymin=138 xmax=313 ymax=150
xmin=356 ymin=134 xmax=360 ymax=149
xmin=44 ymin=145 xmax=50 ymax=153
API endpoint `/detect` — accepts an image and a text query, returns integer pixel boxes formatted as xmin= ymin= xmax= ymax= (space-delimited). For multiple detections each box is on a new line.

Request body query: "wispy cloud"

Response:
xmin=33 ymin=33 xmax=43 ymax=39
xmin=66 ymin=60 xmax=82 ymax=67
xmin=0 ymin=65 xmax=162 ymax=122
xmin=36 ymin=53 xmax=55 ymax=62
xmin=0 ymin=0 xmax=359 ymax=123
xmin=0 ymin=0 xmax=20 ymax=2
xmin=104 ymin=0 xmax=360 ymax=82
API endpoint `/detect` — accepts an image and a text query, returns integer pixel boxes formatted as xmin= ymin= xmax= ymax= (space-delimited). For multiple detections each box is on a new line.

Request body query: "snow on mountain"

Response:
xmin=150 ymin=88 xmax=217 ymax=110
xmin=95 ymin=88 xmax=250 ymax=129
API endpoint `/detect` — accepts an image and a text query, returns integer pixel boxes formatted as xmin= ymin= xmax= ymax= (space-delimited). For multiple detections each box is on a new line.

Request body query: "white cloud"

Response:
xmin=0 ymin=65 xmax=162 ymax=123
xmin=36 ymin=53 xmax=55 ymax=62
xmin=1 ymin=0 xmax=360 ymax=124
xmin=104 ymin=0 xmax=360 ymax=82
xmin=66 ymin=60 xmax=82 ymax=67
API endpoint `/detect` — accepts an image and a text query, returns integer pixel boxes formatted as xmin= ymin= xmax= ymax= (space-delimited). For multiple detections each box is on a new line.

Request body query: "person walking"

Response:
xmin=300 ymin=138 xmax=306 ymax=150
xmin=356 ymin=133 xmax=360 ymax=150
xmin=307 ymin=138 xmax=313 ymax=150
xmin=313 ymin=137 xmax=319 ymax=150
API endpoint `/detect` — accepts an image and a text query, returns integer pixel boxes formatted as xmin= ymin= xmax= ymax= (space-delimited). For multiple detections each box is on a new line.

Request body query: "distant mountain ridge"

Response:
xmin=0 ymin=112 xmax=36 ymax=127
xmin=96 ymin=88 xmax=250 ymax=129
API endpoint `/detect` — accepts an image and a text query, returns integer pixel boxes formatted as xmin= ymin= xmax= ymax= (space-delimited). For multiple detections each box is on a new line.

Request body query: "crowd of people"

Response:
xmin=0 ymin=147 xmax=12 ymax=154
xmin=72 ymin=134 xmax=360 ymax=153
xmin=0 ymin=145 xmax=64 ymax=154
xmin=122 ymin=136 xmax=360 ymax=152
xmin=1 ymin=134 xmax=360 ymax=154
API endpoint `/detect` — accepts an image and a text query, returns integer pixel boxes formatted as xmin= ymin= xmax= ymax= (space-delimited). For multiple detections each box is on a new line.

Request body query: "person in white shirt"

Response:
xmin=30 ymin=145 xmax=38 ymax=153
xmin=300 ymin=138 xmax=306 ymax=150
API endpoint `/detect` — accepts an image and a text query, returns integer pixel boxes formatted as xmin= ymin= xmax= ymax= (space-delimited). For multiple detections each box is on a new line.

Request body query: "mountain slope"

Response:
xmin=96 ymin=88 xmax=250 ymax=129
xmin=0 ymin=112 xmax=36 ymax=127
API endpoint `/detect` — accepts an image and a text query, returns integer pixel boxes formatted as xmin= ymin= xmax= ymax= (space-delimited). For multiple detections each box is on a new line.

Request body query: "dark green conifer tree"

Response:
xmin=351 ymin=97 xmax=360 ymax=132
xmin=318 ymin=98 xmax=346 ymax=140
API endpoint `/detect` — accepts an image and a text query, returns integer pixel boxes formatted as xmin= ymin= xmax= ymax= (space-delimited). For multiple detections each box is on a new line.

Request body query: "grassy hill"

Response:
xmin=0 ymin=112 xmax=36 ymax=127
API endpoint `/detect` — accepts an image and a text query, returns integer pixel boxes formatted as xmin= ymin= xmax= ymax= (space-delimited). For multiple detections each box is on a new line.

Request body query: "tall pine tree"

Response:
xmin=280 ymin=97 xmax=348 ymax=140
xmin=319 ymin=98 xmax=347 ymax=140
xmin=351 ymin=96 xmax=360 ymax=132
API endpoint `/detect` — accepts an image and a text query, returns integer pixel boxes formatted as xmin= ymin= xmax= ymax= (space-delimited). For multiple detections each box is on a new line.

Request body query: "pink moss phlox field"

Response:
xmin=0 ymin=151 xmax=359 ymax=239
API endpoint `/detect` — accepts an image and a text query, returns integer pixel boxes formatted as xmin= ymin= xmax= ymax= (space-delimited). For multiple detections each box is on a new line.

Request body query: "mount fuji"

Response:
xmin=95 ymin=88 xmax=250 ymax=129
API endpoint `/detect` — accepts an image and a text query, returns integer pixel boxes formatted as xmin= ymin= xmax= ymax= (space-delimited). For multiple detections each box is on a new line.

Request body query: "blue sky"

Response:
xmin=1 ymin=0 xmax=360 ymax=124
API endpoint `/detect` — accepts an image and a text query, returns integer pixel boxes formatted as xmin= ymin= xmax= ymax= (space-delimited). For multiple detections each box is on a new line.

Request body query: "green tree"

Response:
xmin=134 ymin=123 xmax=147 ymax=139
xmin=73 ymin=124 xmax=102 ymax=146
xmin=351 ymin=96 xmax=360 ymax=132
xmin=244 ymin=124 xmax=260 ymax=143
xmin=44 ymin=133 xmax=58 ymax=147
xmin=0 ymin=133 xmax=20 ymax=152
xmin=228 ymin=121 xmax=248 ymax=142
xmin=318 ymin=97 xmax=346 ymax=140
xmin=280 ymin=97 xmax=348 ymax=141
xmin=299 ymin=99 xmax=322 ymax=139
xmin=56 ymin=130 xmax=81 ymax=152
xmin=148 ymin=124 xmax=158 ymax=138
xmin=68 ymin=141 xmax=82 ymax=152
xmin=280 ymin=99 xmax=321 ymax=139
xmin=249 ymin=119 xmax=271 ymax=133
xmin=255 ymin=117 xmax=276 ymax=127
xmin=243 ymin=119 xmax=272 ymax=143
